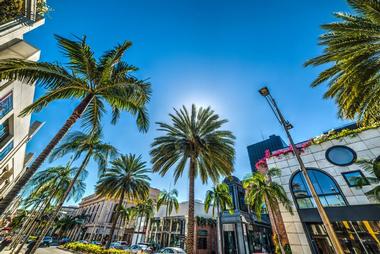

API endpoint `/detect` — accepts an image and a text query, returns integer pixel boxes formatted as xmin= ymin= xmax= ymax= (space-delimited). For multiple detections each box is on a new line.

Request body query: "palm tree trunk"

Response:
xmin=0 ymin=94 xmax=93 ymax=214
xmin=136 ymin=214 xmax=143 ymax=244
xmin=28 ymin=151 xmax=92 ymax=254
xmin=105 ymin=192 xmax=125 ymax=249
xmin=10 ymin=200 xmax=42 ymax=250
xmin=264 ymin=194 xmax=285 ymax=254
xmin=216 ymin=205 xmax=224 ymax=254
xmin=13 ymin=189 xmax=63 ymax=254
xmin=186 ymin=158 xmax=195 ymax=254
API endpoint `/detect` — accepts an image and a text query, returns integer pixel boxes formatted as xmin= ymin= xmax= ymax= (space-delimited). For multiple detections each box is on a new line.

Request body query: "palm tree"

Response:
xmin=13 ymin=164 xmax=87 ymax=253
xmin=356 ymin=158 xmax=380 ymax=200
xmin=204 ymin=183 xmax=233 ymax=254
xmin=150 ymin=104 xmax=235 ymax=253
xmin=243 ymin=172 xmax=293 ymax=254
xmin=118 ymin=205 xmax=137 ymax=242
xmin=156 ymin=188 xmax=179 ymax=247
xmin=30 ymin=131 xmax=118 ymax=251
xmin=54 ymin=215 xmax=79 ymax=239
xmin=157 ymin=189 xmax=179 ymax=218
xmin=96 ymin=154 xmax=151 ymax=249
xmin=304 ymin=0 xmax=380 ymax=125
xmin=0 ymin=35 xmax=151 ymax=213
xmin=134 ymin=198 xmax=155 ymax=244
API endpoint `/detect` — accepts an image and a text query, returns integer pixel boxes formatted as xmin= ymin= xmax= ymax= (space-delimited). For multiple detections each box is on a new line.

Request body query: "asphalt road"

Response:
xmin=36 ymin=247 xmax=72 ymax=254
xmin=1 ymin=247 xmax=71 ymax=254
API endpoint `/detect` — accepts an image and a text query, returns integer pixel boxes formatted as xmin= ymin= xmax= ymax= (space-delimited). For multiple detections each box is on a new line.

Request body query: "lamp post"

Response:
xmin=258 ymin=86 xmax=344 ymax=254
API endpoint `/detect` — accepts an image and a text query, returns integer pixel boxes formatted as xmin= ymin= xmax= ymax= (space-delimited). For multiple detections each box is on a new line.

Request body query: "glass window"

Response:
xmin=0 ymin=119 xmax=10 ymax=144
xmin=326 ymin=146 xmax=356 ymax=166
xmin=342 ymin=171 xmax=369 ymax=187
xmin=197 ymin=237 xmax=207 ymax=249
xmin=238 ymin=190 xmax=248 ymax=212
xmin=290 ymin=169 xmax=346 ymax=209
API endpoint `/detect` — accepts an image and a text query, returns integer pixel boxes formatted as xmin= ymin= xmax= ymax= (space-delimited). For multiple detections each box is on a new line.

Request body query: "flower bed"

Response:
xmin=62 ymin=242 xmax=132 ymax=254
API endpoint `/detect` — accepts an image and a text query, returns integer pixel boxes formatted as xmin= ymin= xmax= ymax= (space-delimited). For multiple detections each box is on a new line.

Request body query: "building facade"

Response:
xmin=220 ymin=176 xmax=273 ymax=254
xmin=146 ymin=200 xmax=218 ymax=254
xmin=68 ymin=188 xmax=160 ymax=244
xmin=0 ymin=0 xmax=45 ymax=214
xmin=265 ymin=125 xmax=380 ymax=254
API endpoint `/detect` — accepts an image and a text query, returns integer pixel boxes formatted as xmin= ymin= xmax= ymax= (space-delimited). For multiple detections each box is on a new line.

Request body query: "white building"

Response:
xmin=265 ymin=124 xmax=380 ymax=254
xmin=0 ymin=0 xmax=45 ymax=214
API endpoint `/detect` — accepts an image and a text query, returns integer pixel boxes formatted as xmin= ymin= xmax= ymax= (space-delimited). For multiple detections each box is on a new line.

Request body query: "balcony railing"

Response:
xmin=0 ymin=0 xmax=26 ymax=26
xmin=0 ymin=93 xmax=13 ymax=120
xmin=0 ymin=141 xmax=13 ymax=162
xmin=0 ymin=0 xmax=48 ymax=28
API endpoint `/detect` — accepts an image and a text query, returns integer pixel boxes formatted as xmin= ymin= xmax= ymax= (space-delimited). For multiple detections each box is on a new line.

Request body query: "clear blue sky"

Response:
xmin=25 ymin=0 xmax=351 ymax=204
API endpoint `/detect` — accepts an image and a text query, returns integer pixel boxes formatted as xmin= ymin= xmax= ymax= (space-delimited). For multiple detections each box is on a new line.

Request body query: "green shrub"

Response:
xmin=62 ymin=242 xmax=132 ymax=254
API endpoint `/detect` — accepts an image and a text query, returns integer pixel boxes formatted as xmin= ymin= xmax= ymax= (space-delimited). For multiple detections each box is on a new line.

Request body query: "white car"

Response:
xmin=154 ymin=247 xmax=186 ymax=254
xmin=129 ymin=244 xmax=151 ymax=253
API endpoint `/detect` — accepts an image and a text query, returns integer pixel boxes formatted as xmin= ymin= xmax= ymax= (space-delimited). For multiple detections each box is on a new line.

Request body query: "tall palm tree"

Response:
xmin=96 ymin=154 xmax=151 ymax=249
xmin=0 ymin=35 xmax=150 ymax=213
xmin=356 ymin=158 xmax=380 ymax=200
xmin=156 ymin=188 xmax=179 ymax=247
xmin=157 ymin=189 xmax=179 ymax=218
xmin=150 ymin=104 xmax=235 ymax=253
xmin=134 ymin=198 xmax=155 ymax=244
xmin=119 ymin=205 xmax=137 ymax=242
xmin=204 ymin=183 xmax=233 ymax=254
xmin=304 ymin=0 xmax=380 ymax=124
xmin=243 ymin=172 xmax=293 ymax=254
xmin=13 ymin=164 xmax=86 ymax=253
xmin=30 ymin=131 xmax=118 ymax=252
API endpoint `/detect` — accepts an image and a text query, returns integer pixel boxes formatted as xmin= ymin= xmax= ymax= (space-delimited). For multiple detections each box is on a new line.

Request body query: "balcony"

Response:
xmin=0 ymin=93 xmax=13 ymax=120
xmin=0 ymin=168 xmax=13 ymax=184
xmin=0 ymin=0 xmax=47 ymax=41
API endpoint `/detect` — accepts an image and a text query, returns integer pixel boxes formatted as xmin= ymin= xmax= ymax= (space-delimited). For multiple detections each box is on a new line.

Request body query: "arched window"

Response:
xmin=290 ymin=168 xmax=346 ymax=209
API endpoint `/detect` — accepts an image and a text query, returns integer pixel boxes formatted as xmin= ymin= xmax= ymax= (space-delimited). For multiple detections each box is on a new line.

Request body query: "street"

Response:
xmin=1 ymin=247 xmax=72 ymax=254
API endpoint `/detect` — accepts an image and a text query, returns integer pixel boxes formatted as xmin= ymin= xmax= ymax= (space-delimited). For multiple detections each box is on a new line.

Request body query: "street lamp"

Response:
xmin=259 ymin=86 xmax=344 ymax=254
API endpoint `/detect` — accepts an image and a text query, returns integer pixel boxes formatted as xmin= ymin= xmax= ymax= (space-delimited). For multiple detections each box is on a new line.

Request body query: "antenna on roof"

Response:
xmin=260 ymin=130 xmax=265 ymax=140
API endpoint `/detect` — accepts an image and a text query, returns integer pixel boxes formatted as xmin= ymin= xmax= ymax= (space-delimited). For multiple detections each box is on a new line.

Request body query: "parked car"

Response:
xmin=78 ymin=240 xmax=89 ymax=244
xmin=130 ymin=244 xmax=152 ymax=253
xmin=110 ymin=242 xmax=123 ymax=249
xmin=91 ymin=240 xmax=102 ymax=245
xmin=59 ymin=237 xmax=70 ymax=244
xmin=41 ymin=236 xmax=53 ymax=247
xmin=154 ymin=247 xmax=186 ymax=254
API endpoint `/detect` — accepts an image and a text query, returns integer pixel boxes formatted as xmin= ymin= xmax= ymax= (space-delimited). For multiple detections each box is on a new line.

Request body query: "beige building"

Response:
xmin=68 ymin=188 xmax=160 ymax=244
xmin=264 ymin=124 xmax=380 ymax=254
xmin=0 ymin=0 xmax=45 ymax=213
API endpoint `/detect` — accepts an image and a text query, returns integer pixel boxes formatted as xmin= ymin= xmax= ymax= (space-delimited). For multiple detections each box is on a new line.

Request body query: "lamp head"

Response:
xmin=258 ymin=86 xmax=270 ymax=96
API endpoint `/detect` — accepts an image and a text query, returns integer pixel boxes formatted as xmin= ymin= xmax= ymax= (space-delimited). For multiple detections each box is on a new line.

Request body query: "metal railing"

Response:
xmin=0 ymin=0 xmax=46 ymax=31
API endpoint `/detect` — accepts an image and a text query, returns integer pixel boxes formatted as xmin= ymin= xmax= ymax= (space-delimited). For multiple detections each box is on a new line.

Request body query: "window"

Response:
xmin=0 ymin=119 xmax=10 ymax=144
xmin=238 ymin=190 xmax=248 ymax=212
xmin=326 ymin=146 xmax=356 ymax=166
xmin=290 ymin=169 xmax=346 ymax=209
xmin=342 ymin=170 xmax=369 ymax=187
xmin=0 ymin=93 xmax=12 ymax=119
xmin=197 ymin=237 xmax=207 ymax=249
